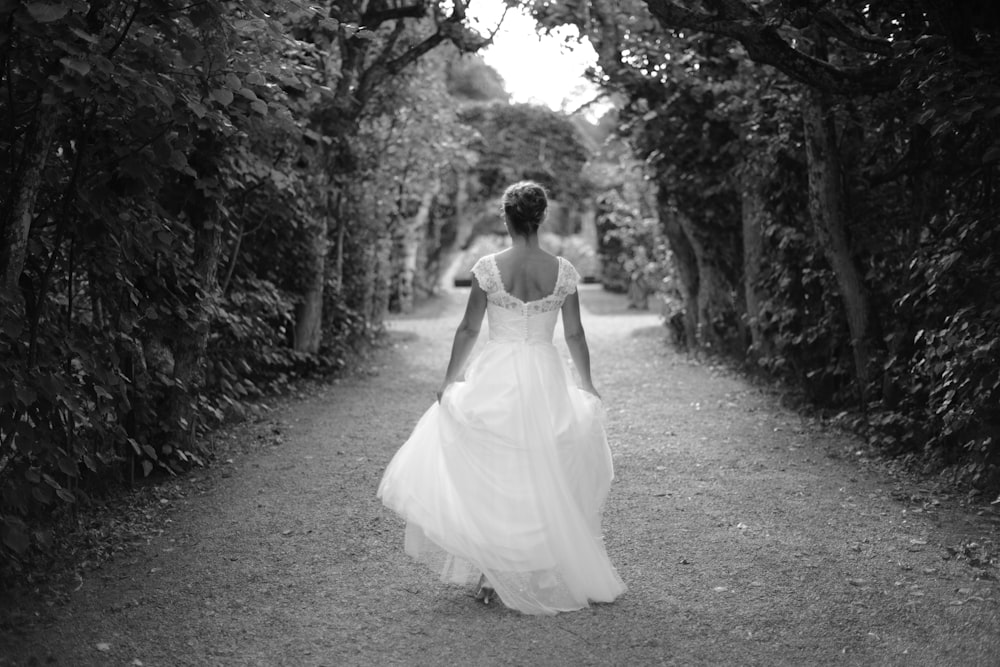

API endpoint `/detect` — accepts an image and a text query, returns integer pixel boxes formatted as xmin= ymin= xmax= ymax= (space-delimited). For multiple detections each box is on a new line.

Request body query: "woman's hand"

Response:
xmin=436 ymin=380 xmax=455 ymax=403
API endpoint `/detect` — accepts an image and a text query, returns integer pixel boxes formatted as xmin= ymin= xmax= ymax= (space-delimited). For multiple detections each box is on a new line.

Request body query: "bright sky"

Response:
xmin=467 ymin=1 xmax=602 ymax=114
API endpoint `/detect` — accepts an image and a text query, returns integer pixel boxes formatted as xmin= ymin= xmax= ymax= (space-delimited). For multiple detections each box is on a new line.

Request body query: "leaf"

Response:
xmin=58 ymin=456 xmax=79 ymax=477
xmin=141 ymin=460 xmax=153 ymax=477
xmin=60 ymin=57 xmax=90 ymax=76
xmin=26 ymin=1 xmax=69 ymax=22
xmin=210 ymin=88 xmax=233 ymax=106
xmin=69 ymin=26 xmax=99 ymax=43
xmin=33 ymin=529 xmax=52 ymax=549
xmin=169 ymin=150 xmax=191 ymax=172
xmin=187 ymin=99 xmax=208 ymax=118
xmin=982 ymin=143 xmax=1000 ymax=164
xmin=55 ymin=488 xmax=76 ymax=503
xmin=16 ymin=383 xmax=37 ymax=405
xmin=1 ymin=518 xmax=30 ymax=554
xmin=32 ymin=485 xmax=54 ymax=505
xmin=177 ymin=34 xmax=203 ymax=65
xmin=2 ymin=315 xmax=23 ymax=338
xmin=250 ymin=99 xmax=268 ymax=116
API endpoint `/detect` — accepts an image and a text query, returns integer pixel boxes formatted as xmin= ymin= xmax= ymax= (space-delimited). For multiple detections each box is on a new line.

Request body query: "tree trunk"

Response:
xmin=453 ymin=171 xmax=476 ymax=249
xmin=164 ymin=134 xmax=226 ymax=449
xmin=656 ymin=189 xmax=699 ymax=348
xmin=579 ymin=202 xmax=599 ymax=262
xmin=392 ymin=180 xmax=439 ymax=314
xmin=168 ymin=194 xmax=222 ymax=448
xmin=741 ymin=172 xmax=771 ymax=360
xmin=1 ymin=106 xmax=57 ymax=301
xmin=294 ymin=212 xmax=328 ymax=354
xmin=802 ymin=89 xmax=873 ymax=398
xmin=361 ymin=235 xmax=393 ymax=327
xmin=679 ymin=210 xmax=739 ymax=355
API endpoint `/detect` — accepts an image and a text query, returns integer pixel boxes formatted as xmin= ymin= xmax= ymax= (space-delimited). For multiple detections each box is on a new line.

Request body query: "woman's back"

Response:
xmin=493 ymin=248 xmax=560 ymax=302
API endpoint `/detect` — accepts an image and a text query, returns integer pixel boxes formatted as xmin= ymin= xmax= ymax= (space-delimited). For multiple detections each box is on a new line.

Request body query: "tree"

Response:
xmin=288 ymin=0 xmax=489 ymax=353
xmin=0 ymin=0 xmax=499 ymax=570
xmin=446 ymin=53 xmax=510 ymax=102
xmin=528 ymin=0 xmax=1000 ymax=485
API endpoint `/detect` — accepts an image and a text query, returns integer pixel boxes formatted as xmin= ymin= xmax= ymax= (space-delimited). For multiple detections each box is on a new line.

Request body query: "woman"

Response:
xmin=377 ymin=181 xmax=625 ymax=615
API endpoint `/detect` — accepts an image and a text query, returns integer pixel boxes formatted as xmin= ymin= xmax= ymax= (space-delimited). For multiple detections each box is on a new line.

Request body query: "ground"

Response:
xmin=1 ymin=286 xmax=998 ymax=666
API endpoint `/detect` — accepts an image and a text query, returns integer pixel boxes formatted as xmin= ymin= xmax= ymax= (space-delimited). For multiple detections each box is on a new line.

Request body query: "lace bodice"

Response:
xmin=471 ymin=254 xmax=580 ymax=343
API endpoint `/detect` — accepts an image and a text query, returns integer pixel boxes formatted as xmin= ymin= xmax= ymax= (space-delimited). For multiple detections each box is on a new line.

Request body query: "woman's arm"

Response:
xmin=561 ymin=291 xmax=600 ymax=398
xmin=438 ymin=279 xmax=488 ymax=400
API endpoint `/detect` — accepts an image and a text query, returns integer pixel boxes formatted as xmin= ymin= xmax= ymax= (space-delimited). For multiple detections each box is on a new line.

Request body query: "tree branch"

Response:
xmin=813 ymin=9 xmax=893 ymax=56
xmin=642 ymin=0 xmax=899 ymax=94
xmin=385 ymin=0 xmax=488 ymax=72
xmin=362 ymin=2 xmax=427 ymax=28
xmin=107 ymin=0 xmax=141 ymax=58
xmin=352 ymin=0 xmax=488 ymax=111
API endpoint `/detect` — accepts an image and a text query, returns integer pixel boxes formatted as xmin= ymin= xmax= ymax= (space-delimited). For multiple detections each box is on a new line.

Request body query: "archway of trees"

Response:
xmin=2 ymin=0 xmax=998 ymax=572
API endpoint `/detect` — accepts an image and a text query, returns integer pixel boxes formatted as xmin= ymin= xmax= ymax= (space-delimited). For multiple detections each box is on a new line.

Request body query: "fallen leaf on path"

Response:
xmin=96 ymin=643 xmax=111 ymax=652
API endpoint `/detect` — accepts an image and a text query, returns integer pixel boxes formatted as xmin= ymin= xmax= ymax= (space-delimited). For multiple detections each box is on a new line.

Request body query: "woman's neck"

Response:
xmin=509 ymin=232 xmax=540 ymax=249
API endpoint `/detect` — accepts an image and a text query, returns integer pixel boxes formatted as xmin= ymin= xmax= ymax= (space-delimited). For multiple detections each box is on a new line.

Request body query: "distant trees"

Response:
xmin=532 ymin=0 xmax=1000 ymax=487
xmin=458 ymin=102 xmax=591 ymax=204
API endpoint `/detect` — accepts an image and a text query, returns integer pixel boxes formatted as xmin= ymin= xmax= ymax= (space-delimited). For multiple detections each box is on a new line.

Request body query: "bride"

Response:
xmin=377 ymin=180 xmax=625 ymax=615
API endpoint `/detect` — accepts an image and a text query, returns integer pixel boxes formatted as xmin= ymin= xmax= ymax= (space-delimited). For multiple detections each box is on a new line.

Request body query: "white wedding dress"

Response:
xmin=377 ymin=254 xmax=626 ymax=615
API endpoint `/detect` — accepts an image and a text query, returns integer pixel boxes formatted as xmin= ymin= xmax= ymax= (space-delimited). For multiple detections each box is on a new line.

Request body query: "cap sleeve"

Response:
xmin=471 ymin=255 xmax=499 ymax=294
xmin=557 ymin=257 xmax=581 ymax=297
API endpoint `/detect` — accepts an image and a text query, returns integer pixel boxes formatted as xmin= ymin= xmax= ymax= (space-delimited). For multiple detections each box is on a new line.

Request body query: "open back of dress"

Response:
xmin=378 ymin=254 xmax=626 ymax=615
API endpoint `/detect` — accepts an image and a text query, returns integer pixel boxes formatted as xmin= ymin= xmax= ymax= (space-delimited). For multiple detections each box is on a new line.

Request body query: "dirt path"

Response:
xmin=2 ymin=287 xmax=998 ymax=666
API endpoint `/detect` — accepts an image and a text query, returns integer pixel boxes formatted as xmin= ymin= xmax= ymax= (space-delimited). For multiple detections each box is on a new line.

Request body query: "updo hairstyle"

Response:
xmin=502 ymin=181 xmax=548 ymax=236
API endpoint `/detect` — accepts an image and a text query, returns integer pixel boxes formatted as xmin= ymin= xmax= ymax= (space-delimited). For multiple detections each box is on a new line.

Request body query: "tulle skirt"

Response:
xmin=377 ymin=340 xmax=626 ymax=615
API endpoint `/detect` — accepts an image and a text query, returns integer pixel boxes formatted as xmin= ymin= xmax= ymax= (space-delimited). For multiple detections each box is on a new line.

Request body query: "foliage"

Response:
xmin=872 ymin=213 xmax=1000 ymax=482
xmin=0 ymin=0 xmax=296 ymax=570
xmin=532 ymin=0 xmax=1000 ymax=489
xmin=594 ymin=190 xmax=664 ymax=295
xmin=0 ymin=0 xmax=491 ymax=575
xmin=446 ymin=54 xmax=510 ymax=102
xmin=539 ymin=233 xmax=600 ymax=280
xmin=457 ymin=102 xmax=591 ymax=203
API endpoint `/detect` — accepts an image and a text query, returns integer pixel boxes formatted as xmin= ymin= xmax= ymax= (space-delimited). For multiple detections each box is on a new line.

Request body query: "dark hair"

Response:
xmin=502 ymin=181 xmax=548 ymax=236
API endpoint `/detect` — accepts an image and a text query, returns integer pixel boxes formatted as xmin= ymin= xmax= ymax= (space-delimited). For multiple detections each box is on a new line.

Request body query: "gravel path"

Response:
xmin=1 ymin=286 xmax=998 ymax=666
